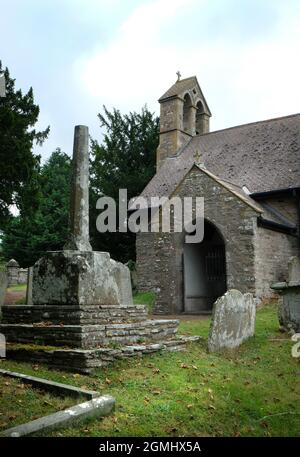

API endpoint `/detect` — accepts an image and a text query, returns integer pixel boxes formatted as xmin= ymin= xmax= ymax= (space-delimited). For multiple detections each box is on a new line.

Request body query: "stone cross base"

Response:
xmin=32 ymin=251 xmax=133 ymax=307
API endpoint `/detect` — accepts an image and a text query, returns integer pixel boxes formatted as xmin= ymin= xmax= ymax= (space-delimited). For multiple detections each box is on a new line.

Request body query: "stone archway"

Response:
xmin=183 ymin=220 xmax=227 ymax=313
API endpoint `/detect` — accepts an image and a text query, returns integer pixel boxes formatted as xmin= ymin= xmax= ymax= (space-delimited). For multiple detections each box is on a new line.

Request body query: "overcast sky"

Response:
xmin=1 ymin=0 xmax=300 ymax=161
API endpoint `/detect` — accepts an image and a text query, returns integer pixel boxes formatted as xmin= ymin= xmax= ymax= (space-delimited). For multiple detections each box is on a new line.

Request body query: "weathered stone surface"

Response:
xmin=1 ymin=304 xmax=147 ymax=325
xmin=288 ymin=256 xmax=300 ymax=287
xmin=64 ymin=125 xmax=92 ymax=251
xmin=278 ymin=290 xmax=300 ymax=333
xmin=208 ymin=289 xmax=256 ymax=352
xmin=113 ymin=261 xmax=133 ymax=306
xmin=0 ymin=318 xmax=179 ymax=348
xmin=6 ymin=259 xmax=19 ymax=286
xmin=32 ymin=250 xmax=133 ymax=306
xmin=1 ymin=395 xmax=115 ymax=437
xmin=5 ymin=335 xmax=200 ymax=373
xmin=6 ymin=259 xmax=28 ymax=286
xmin=271 ymin=256 xmax=300 ymax=333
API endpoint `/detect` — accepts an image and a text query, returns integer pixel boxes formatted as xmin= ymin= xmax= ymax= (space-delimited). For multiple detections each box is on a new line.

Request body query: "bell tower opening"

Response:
xmin=183 ymin=93 xmax=193 ymax=134
xmin=196 ymin=100 xmax=210 ymax=135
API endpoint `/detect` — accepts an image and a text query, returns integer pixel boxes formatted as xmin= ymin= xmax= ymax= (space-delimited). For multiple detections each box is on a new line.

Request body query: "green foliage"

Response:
xmin=133 ymin=291 xmax=156 ymax=314
xmin=1 ymin=149 xmax=71 ymax=266
xmin=90 ymin=105 xmax=158 ymax=262
xmin=0 ymin=62 xmax=49 ymax=228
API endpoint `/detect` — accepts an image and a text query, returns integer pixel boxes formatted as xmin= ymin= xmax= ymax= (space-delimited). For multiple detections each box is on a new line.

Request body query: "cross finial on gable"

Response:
xmin=176 ymin=71 xmax=181 ymax=82
xmin=193 ymin=151 xmax=201 ymax=163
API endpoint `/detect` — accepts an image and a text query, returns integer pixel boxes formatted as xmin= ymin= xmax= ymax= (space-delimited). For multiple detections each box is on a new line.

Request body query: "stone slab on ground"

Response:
xmin=208 ymin=289 xmax=256 ymax=352
xmin=1 ymin=395 xmax=115 ymax=437
xmin=0 ymin=368 xmax=99 ymax=399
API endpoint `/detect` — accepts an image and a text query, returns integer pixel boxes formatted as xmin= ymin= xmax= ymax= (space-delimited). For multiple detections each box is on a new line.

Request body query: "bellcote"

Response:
xmin=157 ymin=75 xmax=211 ymax=169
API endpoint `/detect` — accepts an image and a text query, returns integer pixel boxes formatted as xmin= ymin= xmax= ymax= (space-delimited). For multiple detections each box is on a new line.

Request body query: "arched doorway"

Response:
xmin=183 ymin=220 xmax=227 ymax=313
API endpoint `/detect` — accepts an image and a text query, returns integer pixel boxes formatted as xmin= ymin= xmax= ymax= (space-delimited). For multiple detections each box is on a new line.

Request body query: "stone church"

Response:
xmin=136 ymin=75 xmax=300 ymax=314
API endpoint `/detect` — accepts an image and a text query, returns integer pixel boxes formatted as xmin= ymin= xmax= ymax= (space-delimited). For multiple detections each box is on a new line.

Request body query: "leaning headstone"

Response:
xmin=208 ymin=289 xmax=256 ymax=352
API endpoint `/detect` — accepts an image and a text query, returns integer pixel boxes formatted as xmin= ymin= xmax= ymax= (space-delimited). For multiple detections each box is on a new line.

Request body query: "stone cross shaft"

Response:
xmin=64 ymin=125 xmax=92 ymax=251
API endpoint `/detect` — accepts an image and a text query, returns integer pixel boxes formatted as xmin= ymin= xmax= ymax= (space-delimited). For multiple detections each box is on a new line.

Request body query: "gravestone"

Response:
xmin=288 ymin=256 xmax=300 ymax=287
xmin=271 ymin=256 xmax=300 ymax=333
xmin=208 ymin=289 xmax=256 ymax=352
xmin=6 ymin=259 xmax=20 ymax=286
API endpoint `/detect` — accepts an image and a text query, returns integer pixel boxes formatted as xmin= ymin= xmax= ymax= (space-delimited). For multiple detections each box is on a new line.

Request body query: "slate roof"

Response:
xmin=140 ymin=113 xmax=300 ymax=202
xmin=159 ymin=76 xmax=198 ymax=100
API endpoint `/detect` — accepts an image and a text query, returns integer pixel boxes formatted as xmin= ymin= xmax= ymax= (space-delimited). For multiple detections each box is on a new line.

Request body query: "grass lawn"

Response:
xmin=133 ymin=291 xmax=156 ymax=313
xmin=6 ymin=284 xmax=27 ymax=293
xmin=0 ymin=376 xmax=76 ymax=432
xmin=0 ymin=302 xmax=299 ymax=437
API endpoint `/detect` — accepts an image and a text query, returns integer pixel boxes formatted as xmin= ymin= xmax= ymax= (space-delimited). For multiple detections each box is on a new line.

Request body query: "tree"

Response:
xmin=90 ymin=105 xmax=159 ymax=262
xmin=0 ymin=62 xmax=49 ymax=228
xmin=1 ymin=149 xmax=71 ymax=266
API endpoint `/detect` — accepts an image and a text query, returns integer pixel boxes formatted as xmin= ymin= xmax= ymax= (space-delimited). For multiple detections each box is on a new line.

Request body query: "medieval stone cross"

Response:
xmin=64 ymin=125 xmax=92 ymax=251
xmin=176 ymin=71 xmax=181 ymax=82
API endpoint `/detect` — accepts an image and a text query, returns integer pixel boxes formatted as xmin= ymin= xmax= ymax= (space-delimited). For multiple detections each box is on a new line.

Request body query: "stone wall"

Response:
xmin=254 ymin=226 xmax=299 ymax=298
xmin=137 ymin=167 xmax=259 ymax=314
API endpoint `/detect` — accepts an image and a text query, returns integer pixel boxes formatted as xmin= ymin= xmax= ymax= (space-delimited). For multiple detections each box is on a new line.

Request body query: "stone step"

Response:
xmin=5 ymin=336 xmax=201 ymax=374
xmin=0 ymin=319 xmax=179 ymax=349
xmin=1 ymin=304 xmax=148 ymax=325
